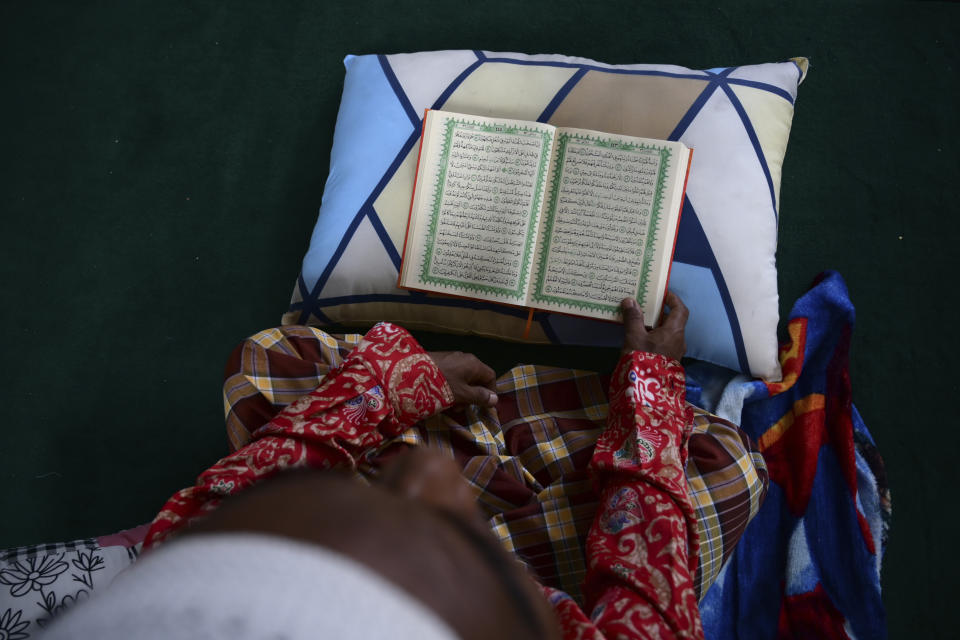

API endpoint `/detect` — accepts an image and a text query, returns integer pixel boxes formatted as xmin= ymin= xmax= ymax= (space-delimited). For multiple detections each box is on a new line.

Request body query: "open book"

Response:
xmin=399 ymin=110 xmax=692 ymax=324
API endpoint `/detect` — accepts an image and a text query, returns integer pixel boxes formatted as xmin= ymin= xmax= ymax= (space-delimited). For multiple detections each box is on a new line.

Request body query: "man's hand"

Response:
xmin=427 ymin=351 xmax=498 ymax=407
xmin=620 ymin=291 xmax=689 ymax=362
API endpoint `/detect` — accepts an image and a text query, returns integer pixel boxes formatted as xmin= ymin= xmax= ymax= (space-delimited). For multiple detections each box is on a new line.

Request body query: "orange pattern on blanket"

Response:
xmin=765 ymin=318 xmax=808 ymax=395
xmin=757 ymin=395 xmax=825 ymax=453
xmin=759 ymin=395 xmax=827 ymax=516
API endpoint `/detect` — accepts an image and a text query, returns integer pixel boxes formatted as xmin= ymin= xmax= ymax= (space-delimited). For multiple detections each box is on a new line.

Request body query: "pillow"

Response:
xmin=284 ymin=50 xmax=808 ymax=380
xmin=0 ymin=524 xmax=148 ymax=637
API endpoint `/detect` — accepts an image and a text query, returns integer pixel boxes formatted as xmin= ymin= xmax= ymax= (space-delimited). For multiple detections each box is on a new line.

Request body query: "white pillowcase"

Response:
xmin=285 ymin=50 xmax=808 ymax=380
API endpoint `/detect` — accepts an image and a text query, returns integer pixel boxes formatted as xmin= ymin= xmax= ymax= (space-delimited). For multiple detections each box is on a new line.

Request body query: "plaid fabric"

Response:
xmin=224 ymin=326 xmax=768 ymax=603
xmin=0 ymin=539 xmax=99 ymax=564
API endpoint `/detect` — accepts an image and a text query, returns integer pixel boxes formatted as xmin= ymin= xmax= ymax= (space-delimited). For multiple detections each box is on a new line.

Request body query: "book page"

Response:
xmin=528 ymin=130 xmax=684 ymax=320
xmin=403 ymin=111 xmax=554 ymax=305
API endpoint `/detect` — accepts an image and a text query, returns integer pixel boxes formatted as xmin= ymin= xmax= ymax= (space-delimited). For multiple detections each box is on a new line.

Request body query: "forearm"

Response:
xmin=222 ymin=326 xmax=364 ymax=452
xmin=250 ymin=323 xmax=453 ymax=449
xmin=144 ymin=323 xmax=453 ymax=549
xmin=583 ymin=351 xmax=702 ymax=639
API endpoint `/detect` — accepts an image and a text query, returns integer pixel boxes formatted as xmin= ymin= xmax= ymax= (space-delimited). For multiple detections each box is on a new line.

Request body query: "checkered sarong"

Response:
xmin=223 ymin=326 xmax=768 ymax=603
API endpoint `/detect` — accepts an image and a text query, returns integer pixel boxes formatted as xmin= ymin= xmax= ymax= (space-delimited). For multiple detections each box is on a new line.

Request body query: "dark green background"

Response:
xmin=2 ymin=0 xmax=956 ymax=636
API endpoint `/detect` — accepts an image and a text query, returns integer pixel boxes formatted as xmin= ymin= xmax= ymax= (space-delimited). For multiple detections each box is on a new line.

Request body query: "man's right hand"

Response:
xmin=427 ymin=351 xmax=498 ymax=407
xmin=620 ymin=291 xmax=689 ymax=362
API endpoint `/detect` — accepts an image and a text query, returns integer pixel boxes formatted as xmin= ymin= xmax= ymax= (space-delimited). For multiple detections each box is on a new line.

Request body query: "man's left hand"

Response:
xmin=428 ymin=351 xmax=498 ymax=407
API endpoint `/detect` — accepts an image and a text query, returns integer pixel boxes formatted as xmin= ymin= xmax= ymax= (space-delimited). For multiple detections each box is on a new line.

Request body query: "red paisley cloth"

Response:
xmin=143 ymin=322 xmax=454 ymax=548
xmin=546 ymin=352 xmax=702 ymax=639
xmin=143 ymin=323 xmax=702 ymax=639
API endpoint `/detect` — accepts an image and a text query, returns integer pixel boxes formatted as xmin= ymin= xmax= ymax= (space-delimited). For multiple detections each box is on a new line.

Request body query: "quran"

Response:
xmin=399 ymin=109 xmax=693 ymax=324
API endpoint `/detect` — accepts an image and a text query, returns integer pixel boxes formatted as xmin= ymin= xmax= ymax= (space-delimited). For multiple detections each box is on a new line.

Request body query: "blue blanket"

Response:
xmin=688 ymin=271 xmax=889 ymax=639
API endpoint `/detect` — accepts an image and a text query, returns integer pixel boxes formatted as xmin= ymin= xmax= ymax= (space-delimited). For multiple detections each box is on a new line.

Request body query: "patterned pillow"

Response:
xmin=0 ymin=524 xmax=148 ymax=638
xmin=284 ymin=50 xmax=808 ymax=380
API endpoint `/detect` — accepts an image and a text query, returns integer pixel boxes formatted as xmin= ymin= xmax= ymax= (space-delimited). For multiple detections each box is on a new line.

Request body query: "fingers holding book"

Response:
xmin=620 ymin=291 xmax=688 ymax=362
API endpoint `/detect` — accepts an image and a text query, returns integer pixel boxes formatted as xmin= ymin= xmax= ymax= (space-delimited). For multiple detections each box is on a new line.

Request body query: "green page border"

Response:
xmin=531 ymin=132 xmax=672 ymax=314
xmin=418 ymin=117 xmax=552 ymax=301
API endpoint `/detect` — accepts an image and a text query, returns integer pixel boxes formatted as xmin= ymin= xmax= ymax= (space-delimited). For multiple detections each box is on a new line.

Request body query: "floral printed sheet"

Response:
xmin=0 ymin=524 xmax=148 ymax=639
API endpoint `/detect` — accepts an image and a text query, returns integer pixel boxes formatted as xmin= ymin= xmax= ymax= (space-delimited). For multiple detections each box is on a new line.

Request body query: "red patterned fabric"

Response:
xmin=144 ymin=323 xmax=454 ymax=548
xmin=546 ymin=352 xmax=702 ymax=639
xmin=144 ymin=324 xmax=703 ymax=639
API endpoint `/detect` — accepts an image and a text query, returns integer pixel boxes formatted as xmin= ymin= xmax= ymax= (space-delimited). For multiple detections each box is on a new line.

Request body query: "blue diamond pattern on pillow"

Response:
xmin=286 ymin=50 xmax=808 ymax=380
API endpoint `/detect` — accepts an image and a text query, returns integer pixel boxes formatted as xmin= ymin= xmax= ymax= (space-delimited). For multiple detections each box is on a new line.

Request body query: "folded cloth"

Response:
xmin=693 ymin=271 xmax=890 ymax=639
